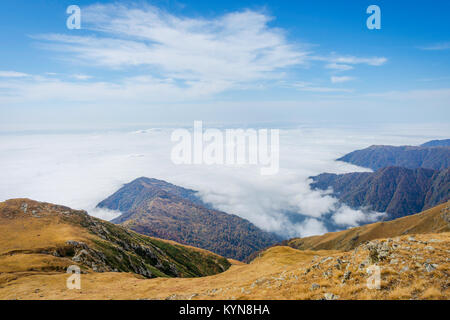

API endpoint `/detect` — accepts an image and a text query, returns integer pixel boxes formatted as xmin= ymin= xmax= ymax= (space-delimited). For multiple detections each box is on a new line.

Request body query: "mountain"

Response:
xmin=0 ymin=199 xmax=230 ymax=280
xmin=97 ymin=177 xmax=280 ymax=261
xmin=310 ymin=167 xmax=450 ymax=219
xmin=337 ymin=141 xmax=450 ymax=171
xmin=283 ymin=201 xmax=450 ymax=251
xmin=421 ymin=139 xmax=450 ymax=147
xmin=1 ymin=202 xmax=448 ymax=300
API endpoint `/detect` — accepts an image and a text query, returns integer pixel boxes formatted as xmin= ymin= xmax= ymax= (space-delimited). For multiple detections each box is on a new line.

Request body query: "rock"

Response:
xmin=320 ymin=257 xmax=333 ymax=264
xmin=408 ymin=236 xmax=416 ymax=242
xmin=322 ymin=270 xmax=333 ymax=278
xmin=324 ymin=293 xmax=339 ymax=300
xmin=424 ymin=263 xmax=438 ymax=273
xmin=310 ymin=283 xmax=320 ymax=291
xmin=342 ymin=271 xmax=351 ymax=283
xmin=21 ymin=203 xmax=28 ymax=213
xmin=66 ymin=240 xmax=88 ymax=249
xmin=366 ymin=241 xmax=391 ymax=263
xmin=424 ymin=246 xmax=435 ymax=251
xmin=390 ymin=259 xmax=399 ymax=265
xmin=400 ymin=266 xmax=409 ymax=273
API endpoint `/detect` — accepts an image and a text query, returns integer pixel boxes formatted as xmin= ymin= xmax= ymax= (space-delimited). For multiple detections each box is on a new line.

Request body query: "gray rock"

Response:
xmin=400 ymin=266 xmax=409 ymax=273
xmin=324 ymin=293 xmax=339 ymax=300
xmin=310 ymin=283 xmax=320 ymax=291
xmin=424 ymin=263 xmax=438 ymax=273
xmin=21 ymin=203 xmax=28 ymax=213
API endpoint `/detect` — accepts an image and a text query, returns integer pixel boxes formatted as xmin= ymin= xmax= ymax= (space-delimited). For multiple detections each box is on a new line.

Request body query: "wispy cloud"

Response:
xmin=35 ymin=4 xmax=307 ymax=91
xmin=314 ymin=55 xmax=387 ymax=67
xmin=418 ymin=42 xmax=450 ymax=51
xmin=23 ymin=3 xmax=388 ymax=104
xmin=71 ymin=74 xmax=92 ymax=80
xmin=291 ymin=81 xmax=353 ymax=93
xmin=331 ymin=76 xmax=355 ymax=83
xmin=325 ymin=63 xmax=354 ymax=71
xmin=0 ymin=71 xmax=30 ymax=78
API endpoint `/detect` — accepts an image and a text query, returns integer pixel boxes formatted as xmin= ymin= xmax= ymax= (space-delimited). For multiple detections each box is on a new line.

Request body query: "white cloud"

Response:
xmin=5 ymin=3 xmax=389 ymax=109
xmin=325 ymin=63 xmax=354 ymax=71
xmin=72 ymin=74 xmax=92 ymax=80
xmin=418 ymin=42 xmax=450 ymax=51
xmin=35 ymin=4 xmax=307 ymax=89
xmin=298 ymin=86 xmax=353 ymax=93
xmin=332 ymin=205 xmax=385 ymax=227
xmin=314 ymin=55 xmax=387 ymax=66
xmin=332 ymin=56 xmax=387 ymax=66
xmin=0 ymin=125 xmax=444 ymax=239
xmin=331 ymin=76 xmax=355 ymax=83
xmin=0 ymin=71 xmax=30 ymax=78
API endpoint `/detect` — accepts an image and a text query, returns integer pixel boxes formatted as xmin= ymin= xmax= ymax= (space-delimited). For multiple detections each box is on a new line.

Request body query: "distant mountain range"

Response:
xmin=97 ymin=177 xmax=280 ymax=261
xmin=311 ymin=167 xmax=449 ymax=220
xmin=337 ymin=139 xmax=450 ymax=171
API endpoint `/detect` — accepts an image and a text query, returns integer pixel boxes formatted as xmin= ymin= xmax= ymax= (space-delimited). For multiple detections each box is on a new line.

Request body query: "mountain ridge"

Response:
xmin=0 ymin=198 xmax=231 ymax=279
xmin=337 ymin=140 xmax=450 ymax=171
xmin=97 ymin=177 xmax=281 ymax=261
xmin=310 ymin=166 xmax=449 ymax=220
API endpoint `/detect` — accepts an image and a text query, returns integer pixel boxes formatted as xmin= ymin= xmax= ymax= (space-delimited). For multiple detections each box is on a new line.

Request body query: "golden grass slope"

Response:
xmin=0 ymin=232 xmax=448 ymax=300
xmin=0 ymin=200 xmax=448 ymax=300
xmin=286 ymin=201 xmax=450 ymax=251
xmin=0 ymin=199 xmax=230 ymax=278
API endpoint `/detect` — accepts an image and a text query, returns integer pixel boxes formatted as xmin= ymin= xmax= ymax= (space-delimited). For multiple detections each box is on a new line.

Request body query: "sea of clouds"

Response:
xmin=1 ymin=123 xmax=448 ymax=239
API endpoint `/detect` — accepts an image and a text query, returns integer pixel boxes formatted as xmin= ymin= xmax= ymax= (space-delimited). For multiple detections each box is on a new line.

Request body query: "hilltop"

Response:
xmin=97 ymin=177 xmax=280 ymax=261
xmin=0 ymin=199 xmax=230 ymax=281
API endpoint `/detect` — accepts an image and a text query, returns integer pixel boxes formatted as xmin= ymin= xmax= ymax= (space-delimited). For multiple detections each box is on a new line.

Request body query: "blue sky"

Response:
xmin=0 ymin=0 xmax=449 ymax=129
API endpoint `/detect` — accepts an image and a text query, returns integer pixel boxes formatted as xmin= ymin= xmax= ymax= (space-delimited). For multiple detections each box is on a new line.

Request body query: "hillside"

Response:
xmin=284 ymin=201 xmax=450 ymax=251
xmin=0 ymin=199 xmax=230 ymax=281
xmin=0 ymin=202 xmax=448 ymax=299
xmin=97 ymin=177 xmax=280 ymax=261
xmin=310 ymin=167 xmax=449 ymax=219
xmin=337 ymin=142 xmax=450 ymax=171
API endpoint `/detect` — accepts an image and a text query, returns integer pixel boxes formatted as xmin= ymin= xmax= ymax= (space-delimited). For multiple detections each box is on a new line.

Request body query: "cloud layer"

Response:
xmin=1 ymin=124 xmax=447 ymax=238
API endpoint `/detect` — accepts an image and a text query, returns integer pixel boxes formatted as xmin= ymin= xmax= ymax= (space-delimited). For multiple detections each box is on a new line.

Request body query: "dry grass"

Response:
xmin=288 ymin=201 xmax=450 ymax=251
xmin=0 ymin=232 xmax=448 ymax=300
xmin=0 ymin=199 xmax=448 ymax=300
